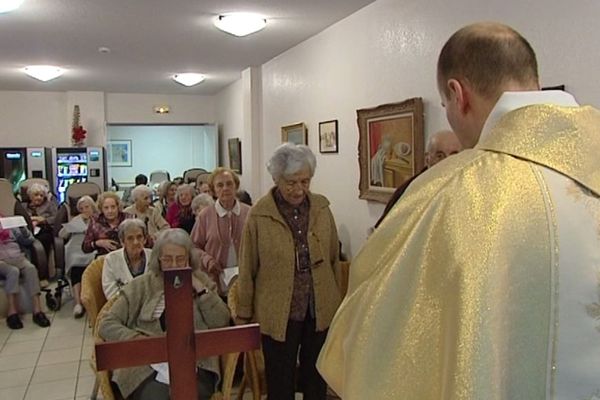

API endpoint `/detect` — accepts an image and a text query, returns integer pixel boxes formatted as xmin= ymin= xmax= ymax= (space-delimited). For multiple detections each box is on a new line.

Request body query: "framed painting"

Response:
xmin=281 ymin=122 xmax=308 ymax=145
xmin=228 ymin=137 xmax=242 ymax=174
xmin=319 ymin=120 xmax=338 ymax=153
xmin=357 ymin=98 xmax=424 ymax=203
xmin=107 ymin=139 xmax=132 ymax=167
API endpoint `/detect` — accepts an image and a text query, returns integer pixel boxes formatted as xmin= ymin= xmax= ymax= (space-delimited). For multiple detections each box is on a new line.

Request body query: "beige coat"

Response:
xmin=98 ymin=269 xmax=230 ymax=398
xmin=237 ymin=189 xmax=342 ymax=341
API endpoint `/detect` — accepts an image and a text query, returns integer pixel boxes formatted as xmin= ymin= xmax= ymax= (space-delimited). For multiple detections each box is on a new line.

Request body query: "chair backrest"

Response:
xmin=149 ymin=170 xmax=170 ymax=186
xmin=183 ymin=168 xmax=208 ymax=184
xmin=93 ymin=294 xmax=118 ymax=400
xmin=0 ymin=178 xmax=15 ymax=217
xmin=81 ymin=256 xmax=107 ymax=330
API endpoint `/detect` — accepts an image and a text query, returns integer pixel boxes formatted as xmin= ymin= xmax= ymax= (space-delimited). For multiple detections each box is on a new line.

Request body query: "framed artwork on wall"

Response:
xmin=107 ymin=139 xmax=132 ymax=167
xmin=357 ymin=97 xmax=424 ymax=203
xmin=281 ymin=122 xmax=308 ymax=145
xmin=228 ymin=138 xmax=242 ymax=174
xmin=319 ymin=120 xmax=338 ymax=153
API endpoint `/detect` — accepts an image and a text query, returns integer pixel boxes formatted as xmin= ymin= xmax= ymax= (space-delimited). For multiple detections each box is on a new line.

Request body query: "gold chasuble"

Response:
xmin=318 ymin=100 xmax=600 ymax=399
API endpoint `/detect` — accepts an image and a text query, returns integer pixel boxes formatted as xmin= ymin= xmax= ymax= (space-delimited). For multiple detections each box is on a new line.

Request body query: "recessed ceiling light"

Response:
xmin=0 ymin=0 xmax=24 ymax=14
xmin=214 ymin=13 xmax=267 ymax=37
xmin=172 ymin=73 xmax=206 ymax=87
xmin=23 ymin=65 xmax=65 ymax=82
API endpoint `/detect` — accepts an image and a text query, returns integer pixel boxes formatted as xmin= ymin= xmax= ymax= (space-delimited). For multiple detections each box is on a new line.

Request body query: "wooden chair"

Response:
xmin=80 ymin=256 xmax=107 ymax=400
xmin=223 ymin=280 xmax=265 ymax=400
xmin=93 ymin=294 xmax=119 ymax=400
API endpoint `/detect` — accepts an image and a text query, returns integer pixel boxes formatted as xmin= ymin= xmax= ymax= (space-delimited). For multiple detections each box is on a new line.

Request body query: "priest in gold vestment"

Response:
xmin=318 ymin=22 xmax=600 ymax=399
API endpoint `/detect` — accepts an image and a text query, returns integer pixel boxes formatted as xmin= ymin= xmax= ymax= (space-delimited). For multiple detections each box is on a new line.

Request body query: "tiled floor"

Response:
xmin=0 ymin=298 xmax=95 ymax=400
xmin=0 ymin=293 xmax=320 ymax=400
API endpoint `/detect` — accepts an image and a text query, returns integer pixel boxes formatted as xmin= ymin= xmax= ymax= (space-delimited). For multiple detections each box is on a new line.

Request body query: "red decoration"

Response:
xmin=71 ymin=105 xmax=87 ymax=147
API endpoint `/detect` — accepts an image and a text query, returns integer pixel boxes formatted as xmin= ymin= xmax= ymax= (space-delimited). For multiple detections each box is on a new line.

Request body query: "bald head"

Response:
xmin=426 ymin=130 xmax=463 ymax=168
xmin=437 ymin=22 xmax=539 ymax=101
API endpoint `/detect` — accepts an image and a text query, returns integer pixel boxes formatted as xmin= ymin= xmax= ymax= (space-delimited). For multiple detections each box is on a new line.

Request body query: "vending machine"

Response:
xmin=0 ymin=147 xmax=51 ymax=193
xmin=50 ymin=147 xmax=106 ymax=203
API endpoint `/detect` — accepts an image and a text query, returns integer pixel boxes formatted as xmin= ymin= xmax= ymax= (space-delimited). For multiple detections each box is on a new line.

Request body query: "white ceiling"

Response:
xmin=0 ymin=0 xmax=376 ymax=95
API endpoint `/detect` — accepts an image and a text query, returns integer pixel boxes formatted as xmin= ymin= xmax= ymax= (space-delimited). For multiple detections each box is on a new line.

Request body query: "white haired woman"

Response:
xmin=58 ymin=195 xmax=98 ymax=317
xmin=191 ymin=193 xmax=215 ymax=218
xmin=99 ymin=228 xmax=230 ymax=400
xmin=236 ymin=143 xmax=342 ymax=400
xmin=191 ymin=167 xmax=250 ymax=296
xmin=124 ymin=185 xmax=169 ymax=247
xmin=166 ymin=184 xmax=196 ymax=233
xmin=102 ymin=219 xmax=152 ymax=300
xmin=22 ymin=182 xmax=58 ymax=282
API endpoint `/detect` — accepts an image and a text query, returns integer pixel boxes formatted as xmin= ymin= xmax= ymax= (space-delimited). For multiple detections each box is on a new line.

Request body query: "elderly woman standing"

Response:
xmin=236 ymin=143 xmax=342 ymax=400
xmin=99 ymin=228 xmax=230 ymax=400
xmin=124 ymin=185 xmax=169 ymax=247
xmin=153 ymin=180 xmax=177 ymax=219
xmin=22 ymin=183 xmax=58 ymax=282
xmin=102 ymin=219 xmax=152 ymax=300
xmin=82 ymin=192 xmax=129 ymax=256
xmin=59 ymin=195 xmax=98 ymax=317
xmin=191 ymin=168 xmax=250 ymax=296
xmin=166 ymin=184 xmax=196 ymax=234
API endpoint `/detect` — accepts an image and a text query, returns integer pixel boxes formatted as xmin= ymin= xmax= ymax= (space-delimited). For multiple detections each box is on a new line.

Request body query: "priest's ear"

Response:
xmin=446 ymin=78 xmax=471 ymax=115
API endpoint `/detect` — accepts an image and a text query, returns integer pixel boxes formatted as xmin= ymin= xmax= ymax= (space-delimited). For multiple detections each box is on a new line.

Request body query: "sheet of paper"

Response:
xmin=61 ymin=217 xmax=88 ymax=233
xmin=150 ymin=362 xmax=170 ymax=384
xmin=222 ymin=266 xmax=239 ymax=287
xmin=33 ymin=226 xmax=41 ymax=235
xmin=0 ymin=216 xmax=28 ymax=229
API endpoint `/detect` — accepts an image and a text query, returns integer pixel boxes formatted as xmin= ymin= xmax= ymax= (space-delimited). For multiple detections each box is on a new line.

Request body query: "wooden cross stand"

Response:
xmin=95 ymin=268 xmax=260 ymax=399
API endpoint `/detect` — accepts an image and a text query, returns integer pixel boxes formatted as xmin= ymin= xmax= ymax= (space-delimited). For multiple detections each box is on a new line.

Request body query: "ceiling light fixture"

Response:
xmin=172 ymin=73 xmax=206 ymax=87
xmin=214 ymin=13 xmax=266 ymax=37
xmin=23 ymin=65 xmax=65 ymax=82
xmin=0 ymin=0 xmax=24 ymax=14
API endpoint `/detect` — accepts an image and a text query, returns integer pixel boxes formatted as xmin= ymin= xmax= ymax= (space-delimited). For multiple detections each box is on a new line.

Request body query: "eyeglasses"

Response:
xmin=159 ymin=255 xmax=188 ymax=266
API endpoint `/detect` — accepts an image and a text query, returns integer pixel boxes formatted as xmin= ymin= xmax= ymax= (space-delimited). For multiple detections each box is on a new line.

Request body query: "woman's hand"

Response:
xmin=191 ymin=276 xmax=205 ymax=294
xmin=208 ymin=259 xmax=223 ymax=274
xmin=96 ymin=239 xmax=119 ymax=251
xmin=31 ymin=216 xmax=45 ymax=224
xmin=233 ymin=316 xmax=251 ymax=326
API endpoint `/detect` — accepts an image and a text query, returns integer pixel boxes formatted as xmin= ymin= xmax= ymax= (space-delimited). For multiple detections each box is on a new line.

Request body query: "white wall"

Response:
xmin=260 ymin=0 xmax=600 ymax=257
xmin=106 ymin=93 xmax=215 ymax=124
xmin=215 ymin=67 xmax=263 ymax=200
xmin=107 ymin=125 xmax=217 ymax=185
xmin=0 ymin=91 xmax=68 ymax=147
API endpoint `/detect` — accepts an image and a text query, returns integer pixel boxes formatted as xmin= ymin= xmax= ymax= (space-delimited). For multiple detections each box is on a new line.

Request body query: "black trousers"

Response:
xmin=261 ymin=318 xmax=328 ymax=400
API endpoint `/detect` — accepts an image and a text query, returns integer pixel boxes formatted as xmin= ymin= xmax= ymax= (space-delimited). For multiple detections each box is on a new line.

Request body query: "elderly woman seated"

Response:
xmin=191 ymin=193 xmax=215 ymax=218
xmin=102 ymin=219 xmax=152 ymax=300
xmin=153 ymin=181 xmax=177 ymax=219
xmin=124 ymin=185 xmax=169 ymax=247
xmin=58 ymin=195 xmax=98 ymax=317
xmin=82 ymin=192 xmax=129 ymax=256
xmin=22 ymin=182 xmax=58 ymax=283
xmin=98 ymin=228 xmax=230 ymax=400
xmin=0 ymin=218 xmax=51 ymax=330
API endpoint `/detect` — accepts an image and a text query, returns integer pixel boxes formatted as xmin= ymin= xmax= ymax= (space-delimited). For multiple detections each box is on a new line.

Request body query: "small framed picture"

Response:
xmin=228 ymin=138 xmax=242 ymax=174
xmin=281 ymin=122 xmax=308 ymax=145
xmin=107 ymin=139 xmax=132 ymax=167
xmin=319 ymin=120 xmax=338 ymax=153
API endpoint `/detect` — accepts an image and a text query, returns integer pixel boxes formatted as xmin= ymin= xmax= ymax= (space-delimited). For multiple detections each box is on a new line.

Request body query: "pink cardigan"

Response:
xmin=190 ymin=202 xmax=250 ymax=279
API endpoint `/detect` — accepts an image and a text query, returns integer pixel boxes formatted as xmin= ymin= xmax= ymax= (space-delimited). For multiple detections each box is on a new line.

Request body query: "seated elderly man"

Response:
xmin=0 ymin=218 xmax=51 ymax=329
xmin=124 ymin=185 xmax=169 ymax=247
xmin=102 ymin=219 xmax=152 ymax=300
xmin=99 ymin=228 xmax=230 ymax=400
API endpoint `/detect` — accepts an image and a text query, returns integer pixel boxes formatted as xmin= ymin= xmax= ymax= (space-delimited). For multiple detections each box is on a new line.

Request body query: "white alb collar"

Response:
xmin=479 ymin=90 xmax=579 ymax=143
xmin=215 ymin=199 xmax=240 ymax=217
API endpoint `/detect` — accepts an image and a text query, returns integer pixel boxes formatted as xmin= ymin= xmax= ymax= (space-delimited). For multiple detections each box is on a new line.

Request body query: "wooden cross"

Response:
xmin=95 ymin=267 xmax=260 ymax=399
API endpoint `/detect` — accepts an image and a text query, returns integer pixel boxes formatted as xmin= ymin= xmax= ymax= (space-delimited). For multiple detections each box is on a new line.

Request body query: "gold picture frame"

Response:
xmin=357 ymin=98 xmax=424 ymax=203
xmin=227 ymin=138 xmax=242 ymax=174
xmin=281 ymin=122 xmax=308 ymax=145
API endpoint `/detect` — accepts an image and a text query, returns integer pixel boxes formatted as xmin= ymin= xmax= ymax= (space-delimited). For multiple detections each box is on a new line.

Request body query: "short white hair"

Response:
xmin=27 ymin=183 xmax=48 ymax=198
xmin=267 ymin=143 xmax=316 ymax=183
xmin=117 ymin=218 xmax=147 ymax=242
xmin=77 ymin=195 xmax=98 ymax=212
xmin=175 ymin=184 xmax=195 ymax=203
xmin=191 ymin=193 xmax=215 ymax=213
xmin=131 ymin=184 xmax=152 ymax=202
